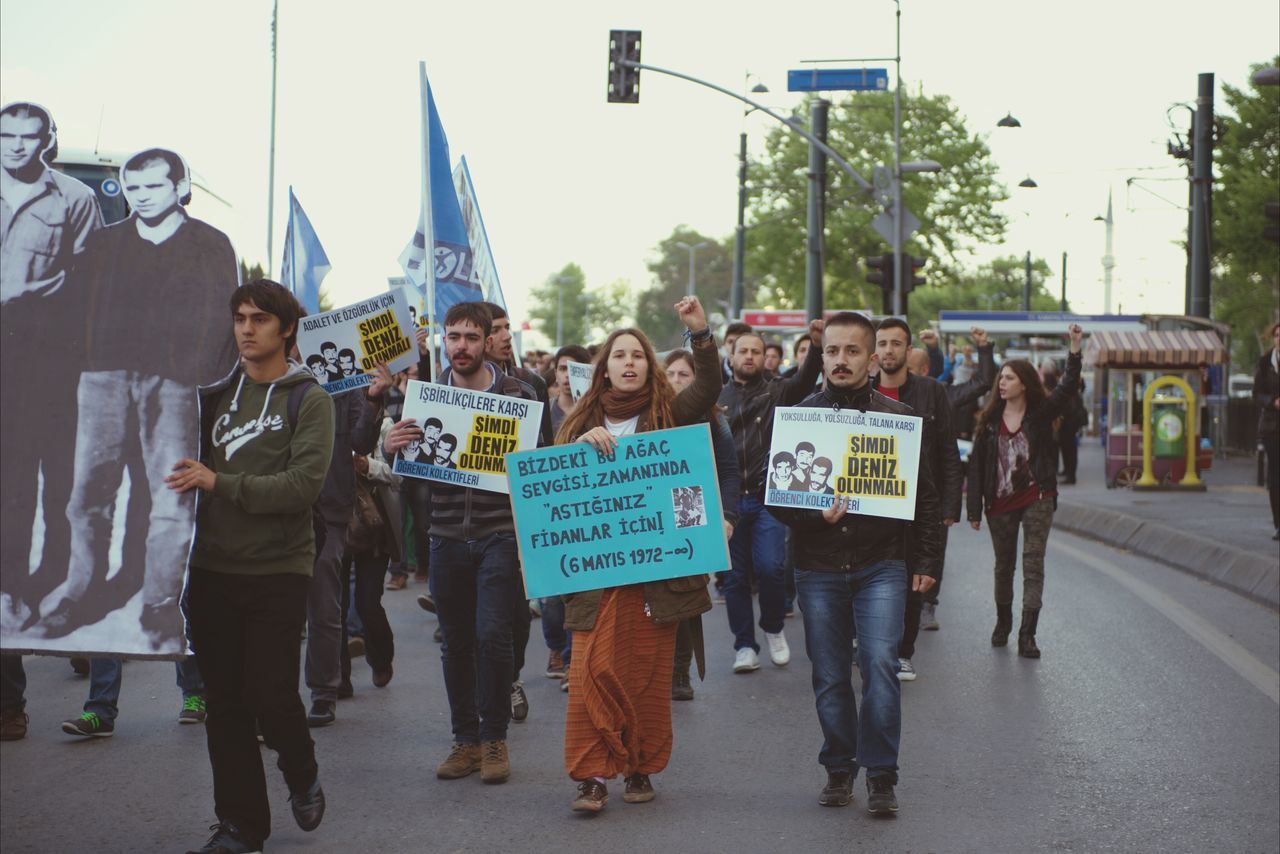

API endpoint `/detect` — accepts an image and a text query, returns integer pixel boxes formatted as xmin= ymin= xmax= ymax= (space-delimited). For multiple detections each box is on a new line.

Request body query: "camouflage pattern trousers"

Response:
xmin=986 ymin=496 xmax=1055 ymax=611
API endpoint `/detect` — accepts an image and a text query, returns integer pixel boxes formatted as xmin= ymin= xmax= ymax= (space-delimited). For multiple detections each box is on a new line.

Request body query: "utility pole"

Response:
xmin=1023 ymin=250 xmax=1032 ymax=311
xmin=1102 ymin=190 xmax=1115 ymax=313
xmin=891 ymin=0 xmax=904 ymax=315
xmin=731 ymin=131 xmax=747 ymax=319
xmin=1189 ymin=72 xmax=1214 ymax=319
xmin=1060 ymin=251 xmax=1068 ymax=312
xmin=266 ymin=0 xmax=279 ymax=276
xmin=805 ymin=100 xmax=829 ymax=321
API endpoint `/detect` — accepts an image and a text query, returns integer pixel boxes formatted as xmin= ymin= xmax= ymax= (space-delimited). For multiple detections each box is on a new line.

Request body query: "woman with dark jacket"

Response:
xmin=556 ymin=297 xmax=722 ymax=813
xmin=1255 ymin=321 xmax=1280 ymax=541
xmin=968 ymin=324 xmax=1084 ymax=658
xmin=663 ymin=349 xmax=741 ymax=701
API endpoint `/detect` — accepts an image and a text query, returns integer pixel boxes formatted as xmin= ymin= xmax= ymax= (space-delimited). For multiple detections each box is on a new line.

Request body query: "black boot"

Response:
xmin=991 ymin=603 xmax=1013 ymax=647
xmin=1018 ymin=609 xmax=1041 ymax=658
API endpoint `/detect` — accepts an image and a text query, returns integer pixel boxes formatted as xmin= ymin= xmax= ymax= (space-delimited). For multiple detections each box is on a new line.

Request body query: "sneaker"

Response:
xmin=671 ymin=670 xmax=694 ymax=701
xmin=571 ymin=779 xmax=608 ymax=812
xmin=337 ymin=681 xmax=354 ymax=699
xmin=436 ymin=742 xmax=481 ymax=779
xmin=385 ymin=574 xmax=407 ymax=591
xmin=69 ymin=656 xmax=90 ymax=676
xmin=1 ymin=708 xmax=28 ymax=741
xmin=306 ymin=700 xmax=336 ymax=728
xmin=185 ymin=821 xmax=261 ymax=854
xmin=480 ymin=739 xmax=510 ymax=784
xmin=765 ymin=631 xmax=790 ymax=666
xmin=921 ymin=602 xmax=939 ymax=631
xmin=372 ymin=665 xmax=393 ymax=688
xmin=528 ymin=599 xmax=542 ymax=617
xmin=289 ymin=778 xmax=326 ymax=831
xmin=179 ymin=695 xmax=207 ymax=724
xmin=897 ymin=658 xmax=917 ymax=681
xmin=545 ymin=650 xmax=567 ymax=679
xmin=819 ymin=769 xmax=854 ymax=807
xmin=560 ymin=675 xmax=570 ymax=693
xmin=417 ymin=594 xmax=437 ymax=613
xmin=732 ymin=647 xmax=760 ymax=673
xmin=347 ymin=635 xmax=366 ymax=658
xmin=623 ymin=773 xmax=655 ymax=803
xmin=866 ymin=776 xmax=899 ymax=815
xmin=62 ymin=711 xmax=114 ymax=738
xmin=511 ymin=681 xmax=529 ymax=722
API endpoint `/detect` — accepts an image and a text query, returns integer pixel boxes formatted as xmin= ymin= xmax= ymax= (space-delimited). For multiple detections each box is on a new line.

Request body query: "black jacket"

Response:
xmin=967 ymin=351 xmax=1081 ymax=521
xmin=771 ymin=382 xmax=944 ymax=578
xmin=876 ymin=372 xmax=964 ymax=523
xmin=718 ymin=341 xmax=824 ymax=495
xmin=946 ymin=343 xmax=997 ymax=438
xmin=1254 ymin=349 xmax=1279 ymax=441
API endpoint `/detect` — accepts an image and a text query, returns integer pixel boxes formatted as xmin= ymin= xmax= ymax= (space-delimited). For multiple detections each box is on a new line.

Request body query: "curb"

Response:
xmin=1054 ymin=502 xmax=1280 ymax=610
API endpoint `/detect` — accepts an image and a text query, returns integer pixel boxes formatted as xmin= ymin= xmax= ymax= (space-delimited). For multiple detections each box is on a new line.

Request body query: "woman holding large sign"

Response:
xmin=967 ymin=324 xmax=1084 ymax=659
xmin=555 ymin=296 xmax=722 ymax=813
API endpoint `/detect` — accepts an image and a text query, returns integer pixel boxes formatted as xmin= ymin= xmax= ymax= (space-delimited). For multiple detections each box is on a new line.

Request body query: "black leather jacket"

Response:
xmin=771 ymin=382 xmax=944 ymax=578
xmin=967 ymin=351 xmax=1081 ymax=521
xmin=718 ymin=342 xmax=823 ymax=496
xmin=875 ymin=372 xmax=964 ymax=523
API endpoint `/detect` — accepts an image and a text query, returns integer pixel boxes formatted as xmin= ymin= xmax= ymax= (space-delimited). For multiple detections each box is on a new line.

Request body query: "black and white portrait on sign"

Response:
xmin=2 ymin=138 xmax=239 ymax=657
xmin=672 ymin=485 xmax=707 ymax=529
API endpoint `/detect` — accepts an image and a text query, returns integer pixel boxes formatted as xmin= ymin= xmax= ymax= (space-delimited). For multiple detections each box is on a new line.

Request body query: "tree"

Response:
xmin=634 ymin=227 xmax=731 ymax=349
xmin=238 ymin=260 xmax=333 ymax=311
xmin=1213 ymin=57 xmax=1280 ymax=368
xmin=907 ymin=255 xmax=1061 ymax=332
xmin=744 ymin=89 xmax=1009 ymax=313
xmin=527 ymin=264 xmax=634 ymax=348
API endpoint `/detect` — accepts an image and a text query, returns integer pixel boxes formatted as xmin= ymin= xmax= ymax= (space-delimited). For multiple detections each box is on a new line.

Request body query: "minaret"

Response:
xmin=1102 ymin=189 xmax=1115 ymax=314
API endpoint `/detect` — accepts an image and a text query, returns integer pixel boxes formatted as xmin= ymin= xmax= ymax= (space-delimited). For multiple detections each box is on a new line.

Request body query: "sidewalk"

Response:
xmin=1052 ymin=440 xmax=1279 ymax=609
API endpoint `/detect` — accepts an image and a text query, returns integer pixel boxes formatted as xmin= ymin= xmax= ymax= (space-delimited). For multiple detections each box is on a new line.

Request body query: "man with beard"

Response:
xmin=808 ymin=457 xmax=835 ymax=495
xmin=382 ymin=301 xmax=538 ymax=786
xmin=41 ymin=148 xmax=237 ymax=649
xmin=1 ymin=102 xmax=102 ymax=623
xmin=772 ymin=311 xmax=941 ymax=815
xmin=718 ymin=322 xmax=824 ymax=673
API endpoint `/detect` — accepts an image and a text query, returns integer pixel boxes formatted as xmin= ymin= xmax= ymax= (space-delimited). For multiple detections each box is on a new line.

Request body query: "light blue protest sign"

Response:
xmin=505 ymin=424 xmax=729 ymax=599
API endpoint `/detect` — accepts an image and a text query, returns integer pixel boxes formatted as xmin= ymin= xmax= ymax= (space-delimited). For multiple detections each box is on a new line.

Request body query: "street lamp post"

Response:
xmin=675 ymin=240 xmax=710 ymax=299
xmin=731 ymin=77 xmax=769 ymax=321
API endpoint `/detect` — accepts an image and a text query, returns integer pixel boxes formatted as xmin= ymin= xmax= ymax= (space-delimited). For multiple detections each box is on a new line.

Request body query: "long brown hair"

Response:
xmin=975 ymin=359 xmax=1046 ymax=434
xmin=555 ymin=328 xmax=675 ymax=444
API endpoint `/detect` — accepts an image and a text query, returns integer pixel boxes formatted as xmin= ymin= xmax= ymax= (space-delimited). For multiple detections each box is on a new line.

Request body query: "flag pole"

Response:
xmin=266 ymin=0 xmax=279 ymax=276
xmin=418 ymin=61 xmax=439 ymax=366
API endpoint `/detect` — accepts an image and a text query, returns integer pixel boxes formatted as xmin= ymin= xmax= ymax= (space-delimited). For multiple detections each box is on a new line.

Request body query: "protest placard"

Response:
xmin=296 ymin=290 xmax=417 ymax=395
xmin=393 ymin=378 xmax=543 ymax=493
xmin=505 ymin=424 xmax=730 ymax=599
xmin=765 ymin=407 xmax=923 ymax=521
xmin=566 ymin=361 xmax=593 ymax=402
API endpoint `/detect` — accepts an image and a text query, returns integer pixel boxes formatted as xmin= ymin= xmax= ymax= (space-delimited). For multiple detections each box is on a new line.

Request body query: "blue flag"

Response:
xmin=280 ymin=187 xmax=330 ymax=314
xmin=398 ymin=76 xmax=483 ymax=325
xmin=453 ymin=156 xmax=506 ymax=311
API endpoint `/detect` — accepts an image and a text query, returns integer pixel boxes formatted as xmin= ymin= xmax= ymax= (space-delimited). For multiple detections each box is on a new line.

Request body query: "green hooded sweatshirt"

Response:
xmin=190 ymin=363 xmax=335 ymax=576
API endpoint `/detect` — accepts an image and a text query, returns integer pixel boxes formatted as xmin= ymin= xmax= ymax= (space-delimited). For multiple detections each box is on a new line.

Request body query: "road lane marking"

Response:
xmin=1050 ymin=538 xmax=1280 ymax=705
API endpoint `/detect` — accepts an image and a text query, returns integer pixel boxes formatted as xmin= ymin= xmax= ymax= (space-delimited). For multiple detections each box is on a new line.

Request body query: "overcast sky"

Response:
xmin=3 ymin=0 xmax=1276 ymax=343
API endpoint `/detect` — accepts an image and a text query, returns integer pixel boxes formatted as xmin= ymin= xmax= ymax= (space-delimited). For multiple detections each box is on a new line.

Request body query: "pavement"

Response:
xmin=3 ymin=529 xmax=1277 ymax=853
xmin=1053 ymin=440 xmax=1279 ymax=608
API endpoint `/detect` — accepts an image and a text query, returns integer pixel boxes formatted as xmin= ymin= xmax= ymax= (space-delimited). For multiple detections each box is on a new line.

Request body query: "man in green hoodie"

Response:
xmin=167 ymin=280 xmax=335 ymax=854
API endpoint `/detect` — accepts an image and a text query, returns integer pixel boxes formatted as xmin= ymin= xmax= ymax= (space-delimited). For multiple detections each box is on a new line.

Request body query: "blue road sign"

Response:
xmin=787 ymin=68 xmax=889 ymax=92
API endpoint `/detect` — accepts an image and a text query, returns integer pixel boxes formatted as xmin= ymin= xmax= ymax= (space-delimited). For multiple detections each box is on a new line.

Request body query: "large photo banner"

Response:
xmin=296 ymin=290 xmax=418 ymax=395
xmin=0 ymin=123 xmax=238 ymax=658
xmin=392 ymin=378 xmax=542 ymax=493
xmin=506 ymin=424 xmax=730 ymax=599
xmin=764 ymin=407 xmax=923 ymax=521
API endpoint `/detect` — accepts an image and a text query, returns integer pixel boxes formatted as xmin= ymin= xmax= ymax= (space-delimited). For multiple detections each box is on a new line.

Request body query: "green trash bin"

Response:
xmin=1150 ymin=395 xmax=1186 ymax=459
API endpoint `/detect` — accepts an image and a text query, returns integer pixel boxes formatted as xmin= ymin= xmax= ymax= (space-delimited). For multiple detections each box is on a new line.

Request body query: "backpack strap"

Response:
xmin=287 ymin=381 xmax=316 ymax=433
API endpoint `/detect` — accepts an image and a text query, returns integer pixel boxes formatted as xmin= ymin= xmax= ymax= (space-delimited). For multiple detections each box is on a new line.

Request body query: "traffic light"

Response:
xmin=903 ymin=254 xmax=927 ymax=294
xmin=607 ymin=30 xmax=641 ymax=104
xmin=865 ymin=253 xmax=895 ymax=314
xmin=1265 ymin=201 xmax=1280 ymax=245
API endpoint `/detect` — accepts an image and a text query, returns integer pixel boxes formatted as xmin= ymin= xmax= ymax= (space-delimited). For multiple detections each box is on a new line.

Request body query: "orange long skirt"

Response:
xmin=563 ymin=586 xmax=678 ymax=781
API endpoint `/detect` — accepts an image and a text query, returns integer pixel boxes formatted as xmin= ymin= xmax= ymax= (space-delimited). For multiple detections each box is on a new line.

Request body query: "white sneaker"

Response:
xmin=733 ymin=647 xmax=760 ymax=673
xmin=765 ymin=631 xmax=790 ymax=666
xmin=897 ymin=658 xmax=917 ymax=681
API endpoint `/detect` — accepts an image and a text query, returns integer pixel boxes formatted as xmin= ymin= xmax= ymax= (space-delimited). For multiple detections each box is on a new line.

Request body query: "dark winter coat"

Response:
xmin=1254 ymin=349 xmax=1279 ymax=441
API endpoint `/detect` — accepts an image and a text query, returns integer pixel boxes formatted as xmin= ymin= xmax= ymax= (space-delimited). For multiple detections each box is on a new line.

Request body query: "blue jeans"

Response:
xmin=540 ymin=596 xmax=571 ymax=662
xmin=85 ymin=655 xmax=205 ymax=722
xmin=795 ymin=560 xmax=907 ymax=783
xmin=429 ymin=532 xmax=518 ymax=743
xmin=725 ymin=495 xmax=787 ymax=652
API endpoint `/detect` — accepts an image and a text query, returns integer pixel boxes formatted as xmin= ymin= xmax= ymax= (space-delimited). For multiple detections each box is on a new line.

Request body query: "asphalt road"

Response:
xmin=2 ymin=526 xmax=1277 ymax=854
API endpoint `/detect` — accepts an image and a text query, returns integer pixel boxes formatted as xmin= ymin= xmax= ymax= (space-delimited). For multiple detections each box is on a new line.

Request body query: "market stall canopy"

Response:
xmin=1085 ymin=329 xmax=1227 ymax=369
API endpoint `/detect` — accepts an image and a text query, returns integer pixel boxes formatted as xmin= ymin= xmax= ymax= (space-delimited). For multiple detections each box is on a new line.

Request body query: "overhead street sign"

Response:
xmin=787 ymin=68 xmax=889 ymax=93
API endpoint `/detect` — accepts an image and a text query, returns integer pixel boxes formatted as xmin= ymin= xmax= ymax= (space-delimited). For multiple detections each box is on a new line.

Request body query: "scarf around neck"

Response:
xmin=601 ymin=384 xmax=651 ymax=421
